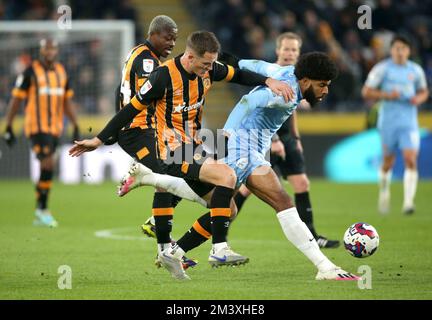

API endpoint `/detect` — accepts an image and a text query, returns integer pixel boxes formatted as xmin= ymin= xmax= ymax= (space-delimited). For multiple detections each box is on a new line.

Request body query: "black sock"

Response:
xmin=210 ymin=186 xmax=234 ymax=244
xmin=176 ymin=212 xmax=211 ymax=252
xmin=171 ymin=195 xmax=182 ymax=208
xmin=152 ymin=192 xmax=174 ymax=243
xmin=234 ymin=192 xmax=247 ymax=213
xmin=295 ymin=192 xmax=318 ymax=238
xmin=36 ymin=169 xmax=53 ymax=210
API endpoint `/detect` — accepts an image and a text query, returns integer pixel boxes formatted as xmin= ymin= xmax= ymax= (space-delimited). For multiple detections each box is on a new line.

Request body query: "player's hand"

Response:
xmin=410 ymin=95 xmax=421 ymax=106
xmin=69 ymin=137 xmax=103 ymax=157
xmin=265 ymin=78 xmax=295 ymax=103
xmin=72 ymin=125 xmax=80 ymax=143
xmin=271 ymin=140 xmax=286 ymax=160
xmin=295 ymin=139 xmax=303 ymax=154
xmin=3 ymin=126 xmax=16 ymax=147
xmin=385 ymin=90 xmax=400 ymax=100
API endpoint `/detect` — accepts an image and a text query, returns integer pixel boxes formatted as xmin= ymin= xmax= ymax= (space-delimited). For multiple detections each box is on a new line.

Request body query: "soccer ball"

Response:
xmin=343 ymin=222 xmax=379 ymax=258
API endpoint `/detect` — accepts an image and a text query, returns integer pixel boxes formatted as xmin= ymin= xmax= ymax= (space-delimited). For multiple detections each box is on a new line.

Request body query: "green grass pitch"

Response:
xmin=1 ymin=179 xmax=432 ymax=300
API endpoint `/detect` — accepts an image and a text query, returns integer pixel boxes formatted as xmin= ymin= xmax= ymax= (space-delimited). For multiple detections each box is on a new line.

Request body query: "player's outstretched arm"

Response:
xmin=69 ymin=137 xmax=103 ymax=157
xmin=68 ymin=103 xmax=140 ymax=157
xmin=68 ymin=68 xmax=167 ymax=157
xmin=229 ymin=69 xmax=294 ymax=102
xmin=213 ymin=61 xmax=294 ymax=102
xmin=235 ymin=60 xmax=294 ymax=102
xmin=238 ymin=59 xmax=281 ymax=78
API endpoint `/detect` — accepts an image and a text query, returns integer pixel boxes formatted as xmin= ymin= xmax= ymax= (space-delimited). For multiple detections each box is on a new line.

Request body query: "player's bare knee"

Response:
xmin=217 ymin=165 xmax=237 ymax=188
xmin=401 ymin=149 xmax=418 ymax=169
xmin=294 ymin=177 xmax=310 ymax=193
xmin=239 ymin=185 xmax=251 ymax=197
xmin=382 ymin=156 xmax=395 ymax=171
xmin=404 ymin=158 xmax=417 ymax=170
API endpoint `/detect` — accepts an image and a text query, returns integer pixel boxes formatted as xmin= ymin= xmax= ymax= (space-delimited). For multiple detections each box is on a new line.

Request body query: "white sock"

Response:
xmin=140 ymin=171 xmax=207 ymax=207
xmin=379 ymin=169 xmax=392 ymax=194
xmin=158 ymin=242 xmax=171 ymax=254
xmin=168 ymin=243 xmax=185 ymax=259
xmin=403 ymin=169 xmax=418 ymax=208
xmin=212 ymin=242 xmax=228 ymax=252
xmin=277 ymin=207 xmax=335 ymax=272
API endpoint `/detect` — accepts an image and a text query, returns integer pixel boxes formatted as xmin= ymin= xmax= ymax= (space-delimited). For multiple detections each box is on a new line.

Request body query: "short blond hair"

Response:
xmin=276 ymin=32 xmax=302 ymax=49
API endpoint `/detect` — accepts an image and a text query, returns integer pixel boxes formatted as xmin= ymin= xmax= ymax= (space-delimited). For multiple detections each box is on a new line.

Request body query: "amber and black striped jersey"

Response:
xmin=129 ymin=55 xmax=272 ymax=159
xmin=118 ymin=40 xmax=161 ymax=130
xmin=97 ymin=55 xmax=269 ymax=158
xmin=11 ymin=60 xmax=73 ymax=137
xmin=128 ymin=56 xmax=235 ymax=159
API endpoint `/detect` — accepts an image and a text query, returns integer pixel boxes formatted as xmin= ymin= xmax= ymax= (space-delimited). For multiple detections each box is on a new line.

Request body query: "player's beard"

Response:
xmin=303 ymin=84 xmax=320 ymax=108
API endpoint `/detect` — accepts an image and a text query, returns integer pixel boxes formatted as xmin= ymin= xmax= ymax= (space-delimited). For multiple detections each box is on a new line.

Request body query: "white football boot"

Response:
xmin=158 ymin=245 xmax=191 ymax=280
xmin=208 ymin=246 xmax=249 ymax=268
xmin=117 ymin=162 xmax=153 ymax=197
xmin=316 ymin=266 xmax=360 ymax=281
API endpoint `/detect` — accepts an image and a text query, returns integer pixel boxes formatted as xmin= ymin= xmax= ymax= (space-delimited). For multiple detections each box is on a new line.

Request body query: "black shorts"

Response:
xmin=160 ymin=143 xmax=215 ymax=198
xmin=118 ymin=128 xmax=164 ymax=173
xmin=30 ymin=133 xmax=59 ymax=160
xmin=270 ymin=135 xmax=305 ymax=178
xmin=119 ymin=131 xmax=214 ymax=198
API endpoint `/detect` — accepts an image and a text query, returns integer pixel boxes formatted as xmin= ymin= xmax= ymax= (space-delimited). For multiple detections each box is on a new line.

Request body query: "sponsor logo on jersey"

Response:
xmin=38 ymin=87 xmax=65 ymax=95
xmin=193 ymin=153 xmax=202 ymax=161
xmin=143 ymin=59 xmax=154 ymax=73
xmin=173 ymin=98 xmax=204 ymax=113
xmin=139 ymin=80 xmax=152 ymax=96
xmin=15 ymin=74 xmax=24 ymax=87
xmin=203 ymin=77 xmax=211 ymax=89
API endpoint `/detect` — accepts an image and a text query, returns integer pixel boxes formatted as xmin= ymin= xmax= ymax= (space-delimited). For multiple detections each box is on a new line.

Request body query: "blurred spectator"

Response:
xmin=185 ymin=0 xmax=432 ymax=111
xmin=1 ymin=0 xmax=431 ymax=112
xmin=0 ymin=0 xmax=141 ymax=115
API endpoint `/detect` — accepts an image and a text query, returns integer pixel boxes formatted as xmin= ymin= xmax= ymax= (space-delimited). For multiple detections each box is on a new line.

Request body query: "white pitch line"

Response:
xmin=94 ymin=227 xmax=285 ymax=245
xmin=94 ymin=227 xmax=152 ymax=241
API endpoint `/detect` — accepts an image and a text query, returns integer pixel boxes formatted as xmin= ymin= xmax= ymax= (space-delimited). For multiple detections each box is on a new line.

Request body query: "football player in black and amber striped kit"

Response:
xmin=69 ymin=31 xmax=293 ymax=280
xmin=115 ymin=15 xmax=181 ymax=254
xmin=114 ymin=15 xmax=196 ymax=269
xmin=4 ymin=38 xmax=79 ymax=227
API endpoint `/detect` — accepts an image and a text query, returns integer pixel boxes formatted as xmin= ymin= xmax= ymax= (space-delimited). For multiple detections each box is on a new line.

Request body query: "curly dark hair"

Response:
xmin=294 ymin=52 xmax=338 ymax=81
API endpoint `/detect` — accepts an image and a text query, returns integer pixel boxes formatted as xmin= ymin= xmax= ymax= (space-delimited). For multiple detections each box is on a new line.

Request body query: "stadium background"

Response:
xmin=0 ymin=0 xmax=431 ymax=182
xmin=1 ymin=0 xmax=432 ymax=302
